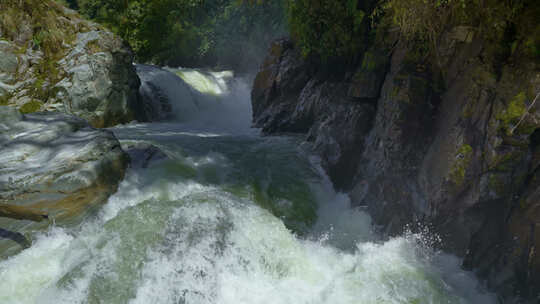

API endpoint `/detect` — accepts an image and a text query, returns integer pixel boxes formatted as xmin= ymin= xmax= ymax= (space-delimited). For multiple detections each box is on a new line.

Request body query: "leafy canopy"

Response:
xmin=286 ymin=0 xmax=367 ymax=59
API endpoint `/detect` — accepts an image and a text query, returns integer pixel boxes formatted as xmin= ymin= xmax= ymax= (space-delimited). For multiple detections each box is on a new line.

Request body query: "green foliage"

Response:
xmin=73 ymin=0 xmax=286 ymax=68
xmin=384 ymin=0 xmax=462 ymax=43
xmin=383 ymin=0 xmax=537 ymax=60
xmin=212 ymin=0 xmax=287 ymax=70
xmin=285 ymin=0 xmax=366 ymax=59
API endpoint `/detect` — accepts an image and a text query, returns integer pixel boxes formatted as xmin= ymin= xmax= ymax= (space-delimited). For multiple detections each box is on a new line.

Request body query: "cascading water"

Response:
xmin=137 ymin=65 xmax=252 ymax=133
xmin=0 ymin=68 xmax=497 ymax=304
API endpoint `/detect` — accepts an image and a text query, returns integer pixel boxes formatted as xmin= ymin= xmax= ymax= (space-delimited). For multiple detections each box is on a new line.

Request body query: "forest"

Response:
xmin=54 ymin=0 xmax=538 ymax=69
xmin=0 ymin=0 xmax=539 ymax=302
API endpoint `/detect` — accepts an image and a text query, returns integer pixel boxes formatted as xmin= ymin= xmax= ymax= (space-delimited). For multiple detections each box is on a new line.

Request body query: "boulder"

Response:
xmin=0 ymin=2 xmax=146 ymax=127
xmin=0 ymin=106 xmax=128 ymax=256
xmin=122 ymin=141 xmax=168 ymax=169
xmin=54 ymin=30 xmax=146 ymax=127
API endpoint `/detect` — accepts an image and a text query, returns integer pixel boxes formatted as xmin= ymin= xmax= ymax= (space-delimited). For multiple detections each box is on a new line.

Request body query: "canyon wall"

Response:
xmin=252 ymin=29 xmax=540 ymax=301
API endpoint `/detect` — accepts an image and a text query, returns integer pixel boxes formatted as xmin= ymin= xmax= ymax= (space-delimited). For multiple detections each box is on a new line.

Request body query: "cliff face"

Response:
xmin=252 ymin=29 xmax=540 ymax=301
xmin=0 ymin=0 xmax=145 ymax=127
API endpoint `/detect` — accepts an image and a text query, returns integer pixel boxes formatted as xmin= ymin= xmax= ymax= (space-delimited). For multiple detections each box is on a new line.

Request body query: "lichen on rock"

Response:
xmin=449 ymin=144 xmax=473 ymax=186
xmin=0 ymin=0 xmax=146 ymax=127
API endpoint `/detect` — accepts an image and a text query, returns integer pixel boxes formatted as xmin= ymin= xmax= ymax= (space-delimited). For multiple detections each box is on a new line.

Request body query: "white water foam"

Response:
xmin=0 ymin=68 xmax=497 ymax=304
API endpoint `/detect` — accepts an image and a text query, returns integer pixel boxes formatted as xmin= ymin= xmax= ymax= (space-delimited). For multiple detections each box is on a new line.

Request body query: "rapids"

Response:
xmin=0 ymin=67 xmax=496 ymax=304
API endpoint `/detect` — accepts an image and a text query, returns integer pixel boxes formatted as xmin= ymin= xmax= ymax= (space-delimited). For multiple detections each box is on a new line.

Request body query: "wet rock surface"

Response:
xmin=252 ymin=40 xmax=376 ymax=189
xmin=135 ymin=64 xmax=175 ymax=121
xmin=0 ymin=106 xmax=128 ymax=256
xmin=122 ymin=141 xmax=168 ymax=169
xmin=252 ymin=36 xmax=540 ymax=301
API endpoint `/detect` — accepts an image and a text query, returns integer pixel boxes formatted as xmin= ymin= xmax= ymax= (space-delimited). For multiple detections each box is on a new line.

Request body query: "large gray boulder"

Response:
xmin=0 ymin=106 xmax=128 ymax=256
xmin=0 ymin=3 xmax=145 ymax=127
xmin=53 ymin=30 xmax=145 ymax=127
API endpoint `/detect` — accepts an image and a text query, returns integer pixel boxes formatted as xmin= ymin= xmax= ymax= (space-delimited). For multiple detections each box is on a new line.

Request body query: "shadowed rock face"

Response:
xmin=0 ymin=106 xmax=128 ymax=256
xmin=252 ymin=36 xmax=540 ymax=301
xmin=252 ymin=40 xmax=376 ymax=189
xmin=0 ymin=3 xmax=145 ymax=127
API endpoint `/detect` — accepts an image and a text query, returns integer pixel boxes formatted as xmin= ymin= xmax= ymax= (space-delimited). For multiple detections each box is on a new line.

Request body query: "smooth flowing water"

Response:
xmin=0 ymin=67 xmax=497 ymax=304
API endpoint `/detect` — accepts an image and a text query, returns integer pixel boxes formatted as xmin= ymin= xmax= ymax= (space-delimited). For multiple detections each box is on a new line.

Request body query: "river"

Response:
xmin=0 ymin=67 xmax=496 ymax=304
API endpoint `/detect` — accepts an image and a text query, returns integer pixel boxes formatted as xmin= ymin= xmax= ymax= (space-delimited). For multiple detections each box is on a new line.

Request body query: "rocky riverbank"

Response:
xmin=0 ymin=0 xmax=145 ymax=127
xmin=252 ymin=32 xmax=540 ymax=301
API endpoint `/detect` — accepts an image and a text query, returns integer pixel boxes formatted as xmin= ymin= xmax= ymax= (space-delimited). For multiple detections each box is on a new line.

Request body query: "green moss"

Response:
xmin=519 ymin=197 xmax=528 ymax=209
xmin=497 ymin=92 xmax=528 ymax=134
xmin=523 ymin=25 xmax=540 ymax=59
xmin=0 ymin=93 xmax=11 ymax=106
xmin=19 ymin=100 xmax=43 ymax=114
xmin=361 ymin=51 xmax=377 ymax=71
xmin=449 ymin=144 xmax=473 ymax=186
xmin=390 ymin=86 xmax=400 ymax=99
xmin=462 ymin=101 xmax=474 ymax=118
xmin=489 ymin=151 xmax=524 ymax=172
xmin=0 ymin=0 xmax=75 ymax=107
xmin=86 ymin=39 xmax=101 ymax=54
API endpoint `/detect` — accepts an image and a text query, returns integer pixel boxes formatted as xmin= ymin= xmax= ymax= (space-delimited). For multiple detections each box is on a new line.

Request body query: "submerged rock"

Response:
xmin=0 ymin=1 xmax=146 ymax=127
xmin=122 ymin=141 xmax=168 ymax=169
xmin=0 ymin=106 xmax=128 ymax=256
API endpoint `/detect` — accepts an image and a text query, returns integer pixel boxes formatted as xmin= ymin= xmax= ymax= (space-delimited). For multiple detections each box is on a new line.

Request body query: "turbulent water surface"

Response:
xmin=0 ymin=68 xmax=496 ymax=304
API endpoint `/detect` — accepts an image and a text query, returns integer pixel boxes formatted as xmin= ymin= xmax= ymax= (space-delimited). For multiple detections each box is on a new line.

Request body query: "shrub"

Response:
xmin=383 ymin=0 xmax=533 ymax=51
xmin=286 ymin=0 xmax=367 ymax=59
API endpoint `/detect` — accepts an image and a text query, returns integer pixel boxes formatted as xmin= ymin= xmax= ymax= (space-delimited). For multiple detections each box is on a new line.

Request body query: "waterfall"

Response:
xmin=0 ymin=66 xmax=497 ymax=304
xmin=137 ymin=65 xmax=252 ymax=133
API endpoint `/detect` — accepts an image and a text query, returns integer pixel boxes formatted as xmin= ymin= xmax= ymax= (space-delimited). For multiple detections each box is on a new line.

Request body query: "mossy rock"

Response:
xmin=19 ymin=100 xmax=42 ymax=114
xmin=449 ymin=144 xmax=473 ymax=186
xmin=0 ymin=94 xmax=11 ymax=106
xmin=489 ymin=150 xmax=525 ymax=172
xmin=497 ymin=92 xmax=529 ymax=134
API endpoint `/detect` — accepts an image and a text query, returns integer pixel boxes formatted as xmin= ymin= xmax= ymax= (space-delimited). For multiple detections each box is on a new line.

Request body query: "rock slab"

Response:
xmin=0 ymin=106 xmax=128 ymax=256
